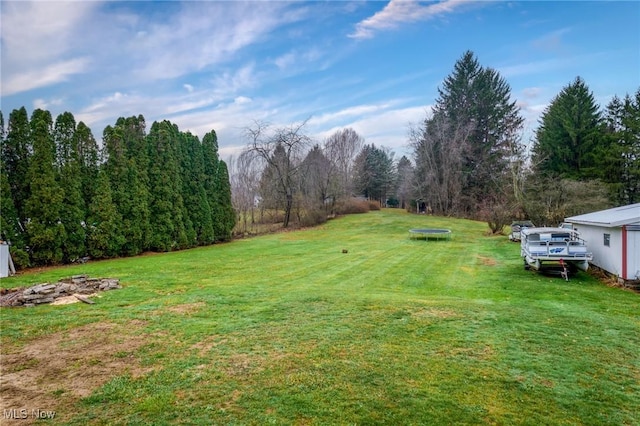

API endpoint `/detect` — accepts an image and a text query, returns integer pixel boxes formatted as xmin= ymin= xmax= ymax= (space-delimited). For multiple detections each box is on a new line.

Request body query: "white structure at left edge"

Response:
xmin=565 ymin=203 xmax=640 ymax=282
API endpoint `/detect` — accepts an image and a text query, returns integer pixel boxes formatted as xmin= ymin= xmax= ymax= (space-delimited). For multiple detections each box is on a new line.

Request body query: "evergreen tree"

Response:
xmin=202 ymin=130 xmax=222 ymax=234
xmin=118 ymin=115 xmax=151 ymax=248
xmin=0 ymin=160 xmax=21 ymax=244
xmin=54 ymin=112 xmax=86 ymax=261
xmin=353 ymin=144 xmax=395 ymax=204
xmin=75 ymin=122 xmax=100 ymax=214
xmin=146 ymin=120 xmax=187 ymax=251
xmin=180 ymin=132 xmax=214 ymax=245
xmin=0 ymin=111 xmax=22 ymax=245
xmin=2 ymin=107 xmax=31 ymax=234
xmin=214 ymin=160 xmax=235 ymax=241
xmin=532 ymin=77 xmax=602 ymax=179
xmin=600 ymin=90 xmax=640 ymax=204
xmin=86 ymin=168 xmax=124 ymax=258
xmin=103 ymin=122 xmax=149 ymax=255
xmin=24 ymin=109 xmax=66 ymax=265
xmin=430 ymin=51 xmax=524 ymax=214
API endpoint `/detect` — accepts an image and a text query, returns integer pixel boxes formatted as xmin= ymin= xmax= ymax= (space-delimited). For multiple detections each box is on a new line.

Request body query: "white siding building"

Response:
xmin=566 ymin=203 xmax=640 ymax=282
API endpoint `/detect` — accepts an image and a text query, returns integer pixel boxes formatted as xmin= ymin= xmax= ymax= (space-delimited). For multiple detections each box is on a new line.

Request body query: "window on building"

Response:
xmin=604 ymin=233 xmax=610 ymax=247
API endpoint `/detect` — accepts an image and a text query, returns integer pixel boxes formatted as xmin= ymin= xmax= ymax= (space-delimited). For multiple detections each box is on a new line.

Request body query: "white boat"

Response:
xmin=520 ymin=227 xmax=593 ymax=274
xmin=508 ymin=220 xmax=534 ymax=242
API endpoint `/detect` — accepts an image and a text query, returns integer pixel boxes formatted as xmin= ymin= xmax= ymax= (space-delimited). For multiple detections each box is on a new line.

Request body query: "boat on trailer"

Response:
xmin=520 ymin=227 xmax=592 ymax=274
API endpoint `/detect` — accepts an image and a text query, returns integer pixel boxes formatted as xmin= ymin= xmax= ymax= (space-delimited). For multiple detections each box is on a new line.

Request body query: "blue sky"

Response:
xmin=1 ymin=1 xmax=639 ymax=159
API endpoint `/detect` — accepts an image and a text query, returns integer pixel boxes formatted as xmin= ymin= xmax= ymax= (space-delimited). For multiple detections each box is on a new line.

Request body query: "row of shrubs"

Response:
xmin=233 ymin=198 xmax=383 ymax=236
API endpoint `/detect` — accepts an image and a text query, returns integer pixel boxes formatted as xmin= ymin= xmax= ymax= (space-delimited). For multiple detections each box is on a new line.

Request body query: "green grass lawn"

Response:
xmin=1 ymin=209 xmax=638 ymax=425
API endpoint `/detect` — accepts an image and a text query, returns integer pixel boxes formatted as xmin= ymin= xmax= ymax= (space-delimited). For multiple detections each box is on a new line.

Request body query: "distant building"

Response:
xmin=565 ymin=203 xmax=640 ymax=284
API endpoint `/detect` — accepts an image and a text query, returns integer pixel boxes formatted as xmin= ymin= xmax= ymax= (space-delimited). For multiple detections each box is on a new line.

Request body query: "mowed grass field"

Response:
xmin=1 ymin=209 xmax=638 ymax=425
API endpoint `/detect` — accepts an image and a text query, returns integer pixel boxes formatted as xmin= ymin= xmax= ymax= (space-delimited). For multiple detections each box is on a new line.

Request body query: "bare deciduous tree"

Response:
xmin=229 ymin=150 xmax=260 ymax=235
xmin=324 ymin=128 xmax=364 ymax=200
xmin=244 ymin=120 xmax=311 ymax=228
xmin=410 ymin=113 xmax=472 ymax=216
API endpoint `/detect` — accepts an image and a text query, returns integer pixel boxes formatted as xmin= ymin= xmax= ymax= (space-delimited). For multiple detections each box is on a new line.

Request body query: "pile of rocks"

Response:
xmin=0 ymin=275 xmax=121 ymax=307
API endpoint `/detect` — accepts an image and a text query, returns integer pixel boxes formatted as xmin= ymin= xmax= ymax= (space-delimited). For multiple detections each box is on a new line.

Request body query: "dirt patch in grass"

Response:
xmin=165 ymin=302 xmax=205 ymax=315
xmin=411 ymin=307 xmax=461 ymax=319
xmin=0 ymin=321 xmax=152 ymax=425
xmin=190 ymin=335 xmax=229 ymax=357
xmin=477 ymin=255 xmax=497 ymax=266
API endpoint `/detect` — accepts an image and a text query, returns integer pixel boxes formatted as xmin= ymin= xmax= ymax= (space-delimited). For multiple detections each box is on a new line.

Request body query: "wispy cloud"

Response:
xmin=310 ymin=103 xmax=429 ymax=156
xmin=1 ymin=1 xmax=98 ymax=96
xmin=309 ymin=104 xmax=391 ymax=126
xmin=531 ymin=27 xmax=572 ymax=52
xmin=1 ymin=1 xmax=304 ymax=97
xmin=128 ymin=2 xmax=300 ymax=81
xmin=2 ymin=58 xmax=90 ymax=96
xmin=498 ymin=58 xmax=571 ymax=78
xmin=1 ymin=1 xmax=98 ymax=66
xmin=349 ymin=0 xmax=485 ymax=40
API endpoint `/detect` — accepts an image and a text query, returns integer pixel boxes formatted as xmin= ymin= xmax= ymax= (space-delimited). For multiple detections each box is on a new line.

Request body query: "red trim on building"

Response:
xmin=622 ymin=225 xmax=627 ymax=280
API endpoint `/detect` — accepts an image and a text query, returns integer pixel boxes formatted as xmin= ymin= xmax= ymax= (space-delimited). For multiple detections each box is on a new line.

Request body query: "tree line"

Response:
xmin=229 ymin=122 xmax=410 ymax=235
xmin=2 ymin=50 xmax=637 ymax=268
xmin=1 ymin=109 xmax=234 ymax=268
xmin=230 ymin=50 xmax=639 ymax=234
xmin=409 ymin=51 xmax=639 ymax=229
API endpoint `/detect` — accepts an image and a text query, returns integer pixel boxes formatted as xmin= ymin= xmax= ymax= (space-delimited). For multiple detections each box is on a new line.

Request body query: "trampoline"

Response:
xmin=409 ymin=228 xmax=452 ymax=241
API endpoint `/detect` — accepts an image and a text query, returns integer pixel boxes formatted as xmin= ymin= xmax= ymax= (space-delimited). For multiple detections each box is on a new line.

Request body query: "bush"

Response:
xmin=368 ymin=201 xmax=381 ymax=211
xmin=334 ymin=198 xmax=370 ymax=215
xmin=10 ymin=248 xmax=30 ymax=270
xmin=299 ymin=208 xmax=328 ymax=227
xmin=256 ymin=209 xmax=285 ymax=224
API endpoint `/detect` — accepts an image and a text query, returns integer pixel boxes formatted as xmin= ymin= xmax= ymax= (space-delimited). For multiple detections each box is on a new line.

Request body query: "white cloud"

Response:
xmin=2 ymin=58 xmax=90 ymax=96
xmin=311 ymin=104 xmax=429 ymax=156
xmin=129 ymin=2 xmax=300 ymax=81
xmin=1 ymin=1 xmax=99 ymax=96
xmin=309 ymin=104 xmax=391 ymax=127
xmin=184 ymin=84 xmax=194 ymax=93
xmin=234 ymin=96 xmax=252 ymax=105
xmin=33 ymin=97 xmax=65 ymax=111
xmin=274 ymin=52 xmax=296 ymax=70
xmin=212 ymin=64 xmax=258 ymax=94
xmin=1 ymin=1 xmax=98 ymax=66
xmin=349 ymin=0 xmax=485 ymax=39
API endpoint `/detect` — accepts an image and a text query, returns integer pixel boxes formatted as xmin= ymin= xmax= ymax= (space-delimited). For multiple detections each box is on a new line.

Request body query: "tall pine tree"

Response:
xmin=54 ymin=112 xmax=86 ymax=262
xmin=532 ymin=77 xmax=602 ymax=179
xmin=214 ymin=160 xmax=236 ymax=241
xmin=75 ymin=122 xmax=100 ymax=216
xmin=86 ymin=168 xmax=124 ymax=258
xmin=3 ymin=107 xmax=31 ymax=238
xmin=103 ymin=121 xmax=149 ymax=256
xmin=600 ymin=90 xmax=640 ymax=204
xmin=202 ymin=130 xmax=222 ymax=237
xmin=25 ymin=109 xmax=66 ymax=265
xmin=119 ymin=115 xmax=151 ymax=249
xmin=0 ymin=111 xmax=22 ymax=245
xmin=430 ymin=51 xmax=524 ymax=215
xmin=146 ymin=120 xmax=187 ymax=251
xmin=180 ymin=131 xmax=214 ymax=245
